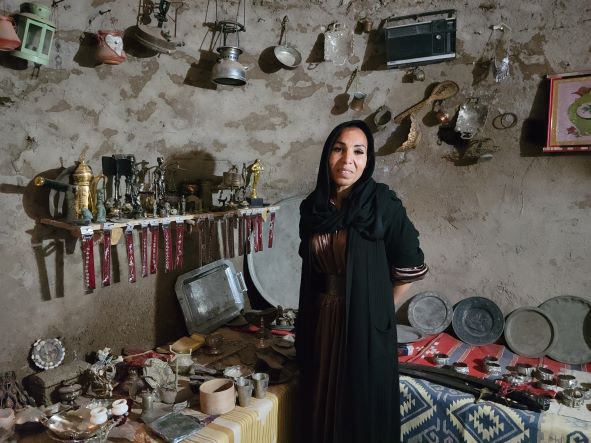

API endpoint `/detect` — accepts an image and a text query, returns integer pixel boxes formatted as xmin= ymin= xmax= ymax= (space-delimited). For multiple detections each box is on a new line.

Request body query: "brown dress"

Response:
xmin=307 ymin=231 xmax=428 ymax=443
xmin=309 ymin=230 xmax=347 ymax=443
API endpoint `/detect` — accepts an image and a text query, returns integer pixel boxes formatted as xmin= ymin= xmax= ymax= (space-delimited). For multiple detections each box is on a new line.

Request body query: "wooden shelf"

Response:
xmin=39 ymin=205 xmax=280 ymax=238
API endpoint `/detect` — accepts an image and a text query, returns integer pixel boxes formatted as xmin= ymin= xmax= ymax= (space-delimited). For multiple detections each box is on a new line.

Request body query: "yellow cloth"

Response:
xmin=185 ymin=383 xmax=294 ymax=443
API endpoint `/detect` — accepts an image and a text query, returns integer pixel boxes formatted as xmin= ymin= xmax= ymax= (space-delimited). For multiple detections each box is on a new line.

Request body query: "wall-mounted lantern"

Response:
xmin=11 ymin=2 xmax=55 ymax=66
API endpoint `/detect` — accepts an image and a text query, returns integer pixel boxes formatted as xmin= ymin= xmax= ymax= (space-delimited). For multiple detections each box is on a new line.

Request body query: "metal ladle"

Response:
xmin=274 ymin=16 xmax=302 ymax=69
xmin=393 ymin=80 xmax=459 ymax=124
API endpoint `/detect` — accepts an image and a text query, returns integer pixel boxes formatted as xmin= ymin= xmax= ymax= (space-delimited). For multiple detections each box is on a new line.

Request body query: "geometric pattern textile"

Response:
xmin=401 ymin=376 xmax=539 ymax=443
xmin=401 ymin=376 xmax=591 ymax=443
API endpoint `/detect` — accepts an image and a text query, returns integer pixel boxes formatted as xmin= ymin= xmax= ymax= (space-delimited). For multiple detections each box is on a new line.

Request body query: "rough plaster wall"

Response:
xmin=0 ymin=0 xmax=590 ymax=375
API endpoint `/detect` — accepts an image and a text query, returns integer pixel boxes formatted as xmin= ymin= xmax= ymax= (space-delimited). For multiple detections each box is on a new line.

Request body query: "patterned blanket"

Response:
xmin=401 ymin=376 xmax=591 ymax=442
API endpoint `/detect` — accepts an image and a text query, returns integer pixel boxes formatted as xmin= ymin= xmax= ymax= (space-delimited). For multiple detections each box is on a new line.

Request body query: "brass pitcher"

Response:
xmin=72 ymin=157 xmax=105 ymax=220
xmin=72 ymin=158 xmax=93 ymax=219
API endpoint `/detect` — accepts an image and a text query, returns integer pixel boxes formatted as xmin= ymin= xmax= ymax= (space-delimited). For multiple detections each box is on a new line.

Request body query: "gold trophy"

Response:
xmin=246 ymin=159 xmax=264 ymax=207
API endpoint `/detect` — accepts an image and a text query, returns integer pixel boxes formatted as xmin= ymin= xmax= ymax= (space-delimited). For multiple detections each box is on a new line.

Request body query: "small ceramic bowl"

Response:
xmin=89 ymin=407 xmax=108 ymax=425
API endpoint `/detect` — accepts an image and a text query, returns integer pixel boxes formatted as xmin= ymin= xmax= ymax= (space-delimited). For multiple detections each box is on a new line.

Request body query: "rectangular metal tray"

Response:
xmin=175 ymin=259 xmax=247 ymax=334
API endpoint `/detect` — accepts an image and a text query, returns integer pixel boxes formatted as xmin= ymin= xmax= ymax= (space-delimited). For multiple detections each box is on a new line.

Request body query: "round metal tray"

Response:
xmin=407 ymin=291 xmax=453 ymax=335
xmin=246 ymin=195 xmax=306 ymax=309
xmin=452 ymin=296 xmax=504 ymax=346
xmin=504 ymin=307 xmax=557 ymax=357
xmin=539 ymin=295 xmax=591 ymax=364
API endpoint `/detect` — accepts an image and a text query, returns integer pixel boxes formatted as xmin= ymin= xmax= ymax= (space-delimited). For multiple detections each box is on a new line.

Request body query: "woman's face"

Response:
xmin=328 ymin=127 xmax=368 ymax=192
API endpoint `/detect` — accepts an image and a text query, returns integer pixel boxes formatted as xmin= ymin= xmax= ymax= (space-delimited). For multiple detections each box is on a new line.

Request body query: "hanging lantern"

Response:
xmin=212 ymin=46 xmax=246 ymax=86
xmin=0 ymin=16 xmax=21 ymax=51
xmin=211 ymin=20 xmax=246 ymax=86
xmin=10 ymin=2 xmax=55 ymax=66
xmin=95 ymin=29 xmax=126 ymax=65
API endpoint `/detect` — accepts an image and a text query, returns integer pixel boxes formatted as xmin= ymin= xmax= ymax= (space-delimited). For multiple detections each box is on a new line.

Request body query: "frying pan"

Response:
xmin=274 ymin=16 xmax=301 ymax=69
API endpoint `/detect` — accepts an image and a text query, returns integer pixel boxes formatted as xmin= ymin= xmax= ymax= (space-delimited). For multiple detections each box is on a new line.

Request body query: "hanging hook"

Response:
xmin=491 ymin=23 xmax=512 ymax=32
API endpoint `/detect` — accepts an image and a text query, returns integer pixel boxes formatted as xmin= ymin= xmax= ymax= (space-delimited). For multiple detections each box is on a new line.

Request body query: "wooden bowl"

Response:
xmin=199 ymin=379 xmax=235 ymax=415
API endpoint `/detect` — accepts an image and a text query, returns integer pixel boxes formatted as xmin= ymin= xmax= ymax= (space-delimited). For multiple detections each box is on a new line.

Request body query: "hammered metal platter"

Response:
xmin=247 ymin=195 xmax=306 ymax=309
xmin=539 ymin=295 xmax=591 ymax=364
xmin=504 ymin=307 xmax=557 ymax=357
xmin=407 ymin=291 xmax=453 ymax=335
xmin=452 ymin=297 xmax=504 ymax=346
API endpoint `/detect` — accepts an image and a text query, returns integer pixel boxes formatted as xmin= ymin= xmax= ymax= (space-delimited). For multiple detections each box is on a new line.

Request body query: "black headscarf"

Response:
xmin=299 ymin=120 xmax=387 ymax=240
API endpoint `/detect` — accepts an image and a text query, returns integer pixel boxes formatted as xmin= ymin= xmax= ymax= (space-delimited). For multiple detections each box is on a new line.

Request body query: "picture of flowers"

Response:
xmin=545 ymin=73 xmax=591 ymax=152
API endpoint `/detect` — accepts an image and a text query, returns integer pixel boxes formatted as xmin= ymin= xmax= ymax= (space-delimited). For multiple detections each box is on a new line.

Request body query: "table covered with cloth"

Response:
xmin=400 ymin=375 xmax=591 ymax=442
xmin=399 ymin=332 xmax=591 ymax=442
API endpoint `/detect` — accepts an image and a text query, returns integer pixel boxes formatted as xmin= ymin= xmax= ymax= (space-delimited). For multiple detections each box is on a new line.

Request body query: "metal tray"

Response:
xmin=175 ymin=259 xmax=247 ymax=334
xmin=247 ymin=195 xmax=305 ymax=309
xmin=452 ymin=297 xmax=504 ymax=346
xmin=539 ymin=295 xmax=591 ymax=364
xmin=408 ymin=291 xmax=453 ymax=335
xmin=504 ymin=307 xmax=557 ymax=358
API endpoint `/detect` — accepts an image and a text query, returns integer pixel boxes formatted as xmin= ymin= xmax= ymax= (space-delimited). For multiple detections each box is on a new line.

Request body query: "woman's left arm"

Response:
xmin=393 ymin=281 xmax=413 ymax=308
xmin=383 ymin=192 xmax=428 ymax=307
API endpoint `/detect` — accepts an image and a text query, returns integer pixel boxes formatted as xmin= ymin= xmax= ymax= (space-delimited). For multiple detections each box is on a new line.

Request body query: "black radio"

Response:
xmin=385 ymin=10 xmax=456 ymax=69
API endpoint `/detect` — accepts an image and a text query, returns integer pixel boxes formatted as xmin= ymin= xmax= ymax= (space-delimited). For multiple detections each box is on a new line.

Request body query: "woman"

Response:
xmin=296 ymin=120 xmax=427 ymax=443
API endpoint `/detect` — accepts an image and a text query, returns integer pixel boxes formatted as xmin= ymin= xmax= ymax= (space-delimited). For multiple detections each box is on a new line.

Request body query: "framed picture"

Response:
xmin=544 ymin=71 xmax=591 ymax=153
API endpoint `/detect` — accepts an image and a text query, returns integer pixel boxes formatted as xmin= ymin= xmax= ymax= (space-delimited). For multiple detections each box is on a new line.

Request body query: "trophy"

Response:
xmin=246 ymin=159 xmax=264 ymax=207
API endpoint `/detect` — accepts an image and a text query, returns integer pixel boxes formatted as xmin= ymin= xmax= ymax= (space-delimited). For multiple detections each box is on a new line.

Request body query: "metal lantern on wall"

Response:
xmin=10 ymin=2 xmax=55 ymax=65
xmin=212 ymin=20 xmax=246 ymax=86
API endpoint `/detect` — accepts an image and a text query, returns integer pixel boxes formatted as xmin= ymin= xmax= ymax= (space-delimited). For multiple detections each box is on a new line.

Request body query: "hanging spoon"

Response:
xmin=393 ymin=80 xmax=459 ymax=124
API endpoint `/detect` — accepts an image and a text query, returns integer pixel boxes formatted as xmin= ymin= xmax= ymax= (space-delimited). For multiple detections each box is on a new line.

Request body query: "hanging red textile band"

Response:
xmin=140 ymin=224 xmax=148 ymax=277
xmin=101 ymin=228 xmax=112 ymax=287
xmin=81 ymin=229 xmax=95 ymax=290
xmin=245 ymin=214 xmax=252 ymax=254
xmin=162 ymin=221 xmax=172 ymax=273
xmin=256 ymin=214 xmax=263 ymax=252
xmin=196 ymin=219 xmax=203 ymax=268
xmin=268 ymin=211 xmax=276 ymax=248
xmin=174 ymin=219 xmax=185 ymax=270
xmin=238 ymin=214 xmax=245 ymax=256
xmin=125 ymin=225 xmax=136 ymax=283
xmin=150 ymin=223 xmax=159 ymax=274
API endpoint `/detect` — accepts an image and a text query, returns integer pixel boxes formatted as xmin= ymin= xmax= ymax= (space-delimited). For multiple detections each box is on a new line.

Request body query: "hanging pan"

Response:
xmin=274 ymin=16 xmax=301 ymax=69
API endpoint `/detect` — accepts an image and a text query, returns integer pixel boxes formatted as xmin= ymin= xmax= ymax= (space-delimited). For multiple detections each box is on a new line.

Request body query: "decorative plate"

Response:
xmin=504 ymin=307 xmax=557 ymax=357
xmin=246 ymin=195 xmax=306 ymax=309
xmin=539 ymin=295 xmax=591 ymax=364
xmin=452 ymin=297 xmax=504 ymax=346
xmin=397 ymin=325 xmax=426 ymax=343
xmin=408 ymin=291 xmax=454 ymax=335
xmin=31 ymin=338 xmax=65 ymax=370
